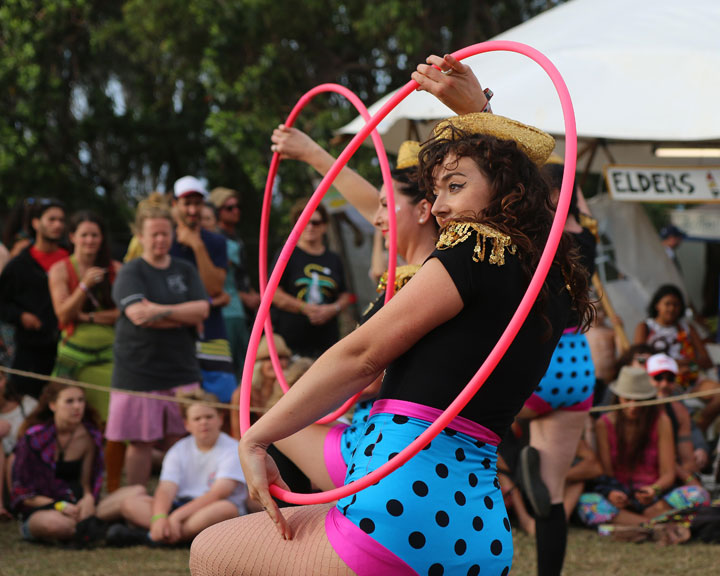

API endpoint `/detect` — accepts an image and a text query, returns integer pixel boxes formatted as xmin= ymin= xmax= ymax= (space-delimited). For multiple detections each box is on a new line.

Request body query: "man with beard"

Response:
xmin=170 ymin=177 xmax=237 ymax=404
xmin=0 ymin=199 xmax=68 ymax=398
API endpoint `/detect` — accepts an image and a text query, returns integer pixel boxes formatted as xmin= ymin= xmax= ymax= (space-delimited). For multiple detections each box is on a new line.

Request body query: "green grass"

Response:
xmin=0 ymin=520 xmax=717 ymax=575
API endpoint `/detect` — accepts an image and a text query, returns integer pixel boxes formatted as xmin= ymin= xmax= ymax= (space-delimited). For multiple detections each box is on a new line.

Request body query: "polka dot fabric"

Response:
xmin=339 ymin=399 xmax=374 ymax=464
xmin=332 ymin=408 xmax=513 ymax=575
xmin=529 ymin=332 xmax=594 ymax=413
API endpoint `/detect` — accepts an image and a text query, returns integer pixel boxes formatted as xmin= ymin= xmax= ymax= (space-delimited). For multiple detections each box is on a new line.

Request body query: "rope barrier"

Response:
xmin=588 ymin=385 xmax=720 ymax=413
xmin=0 ymin=365 xmax=268 ymax=414
xmin=2 ymin=364 xmax=719 ymax=417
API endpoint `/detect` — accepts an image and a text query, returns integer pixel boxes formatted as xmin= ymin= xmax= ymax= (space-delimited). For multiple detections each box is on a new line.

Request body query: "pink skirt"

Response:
xmin=104 ymin=383 xmax=198 ymax=442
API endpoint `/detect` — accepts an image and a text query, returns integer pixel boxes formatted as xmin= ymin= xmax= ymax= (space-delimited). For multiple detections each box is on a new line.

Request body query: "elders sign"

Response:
xmin=605 ymin=165 xmax=720 ymax=203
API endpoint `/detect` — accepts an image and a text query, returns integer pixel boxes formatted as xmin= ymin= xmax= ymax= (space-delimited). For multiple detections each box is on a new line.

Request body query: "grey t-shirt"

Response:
xmin=112 ymin=257 xmax=207 ymax=391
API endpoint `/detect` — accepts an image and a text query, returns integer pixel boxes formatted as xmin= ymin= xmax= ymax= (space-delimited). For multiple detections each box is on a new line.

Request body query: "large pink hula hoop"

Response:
xmin=248 ymin=83 xmax=397 ymax=428
xmin=245 ymin=40 xmax=577 ymax=506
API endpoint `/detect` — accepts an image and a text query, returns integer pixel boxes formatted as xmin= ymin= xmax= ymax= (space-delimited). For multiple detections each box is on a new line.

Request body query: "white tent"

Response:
xmin=339 ymin=0 xmax=720 ymax=340
xmin=339 ymin=0 xmax=720 ymax=171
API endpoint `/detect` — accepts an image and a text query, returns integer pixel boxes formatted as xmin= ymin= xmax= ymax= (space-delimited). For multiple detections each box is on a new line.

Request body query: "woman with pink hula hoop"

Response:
xmin=266 ymin=142 xmax=441 ymax=491
xmin=191 ymin=53 xmax=592 ymax=576
xmin=263 ymin=57 xmax=493 ymax=495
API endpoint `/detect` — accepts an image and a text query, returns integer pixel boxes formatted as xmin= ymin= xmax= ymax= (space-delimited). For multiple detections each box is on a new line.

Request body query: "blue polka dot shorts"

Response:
xmin=527 ymin=332 xmax=595 ymax=414
xmin=330 ymin=404 xmax=513 ymax=576
xmin=339 ymin=399 xmax=374 ymax=465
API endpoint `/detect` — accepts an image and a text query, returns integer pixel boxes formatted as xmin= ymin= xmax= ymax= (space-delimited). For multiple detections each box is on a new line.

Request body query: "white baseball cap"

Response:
xmin=646 ymin=353 xmax=679 ymax=376
xmin=173 ymin=175 xmax=208 ymax=199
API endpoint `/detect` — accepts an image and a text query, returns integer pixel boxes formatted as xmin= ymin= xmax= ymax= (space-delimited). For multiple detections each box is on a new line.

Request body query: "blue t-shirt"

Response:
xmin=221 ymin=236 xmax=246 ymax=320
xmin=170 ymin=228 xmax=228 ymax=340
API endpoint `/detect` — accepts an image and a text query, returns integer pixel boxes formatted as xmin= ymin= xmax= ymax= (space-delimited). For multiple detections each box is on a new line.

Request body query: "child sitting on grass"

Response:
xmin=108 ymin=390 xmax=248 ymax=546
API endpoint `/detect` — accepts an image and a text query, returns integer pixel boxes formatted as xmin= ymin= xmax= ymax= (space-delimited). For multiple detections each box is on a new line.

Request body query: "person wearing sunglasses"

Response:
xmin=646 ymin=353 xmax=710 ymax=485
xmin=270 ymin=199 xmax=352 ymax=359
xmin=577 ymin=366 xmax=709 ymax=528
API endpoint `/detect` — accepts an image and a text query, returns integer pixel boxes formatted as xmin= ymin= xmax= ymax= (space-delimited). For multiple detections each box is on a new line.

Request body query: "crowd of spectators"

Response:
xmin=0 ymin=182 xmax=342 ymax=547
xmin=0 ymin=174 xmax=719 ymax=556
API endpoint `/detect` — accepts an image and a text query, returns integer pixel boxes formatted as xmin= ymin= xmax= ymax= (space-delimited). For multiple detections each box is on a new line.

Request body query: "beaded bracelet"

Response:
xmin=150 ymin=513 xmax=168 ymax=523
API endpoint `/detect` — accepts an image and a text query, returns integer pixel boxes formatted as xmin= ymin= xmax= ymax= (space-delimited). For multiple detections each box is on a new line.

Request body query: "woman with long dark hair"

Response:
xmin=10 ymin=382 xmax=142 ymax=543
xmin=634 ymin=284 xmax=720 ymax=433
xmin=190 ymin=109 xmax=593 ymax=575
xmin=48 ymin=211 xmax=121 ymax=422
xmin=577 ymin=367 xmax=709 ymax=527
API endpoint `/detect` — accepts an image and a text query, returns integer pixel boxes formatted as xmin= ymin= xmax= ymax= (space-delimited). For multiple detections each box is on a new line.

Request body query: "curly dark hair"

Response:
xmin=419 ymin=127 xmax=595 ymax=333
xmin=647 ymin=284 xmax=685 ymax=320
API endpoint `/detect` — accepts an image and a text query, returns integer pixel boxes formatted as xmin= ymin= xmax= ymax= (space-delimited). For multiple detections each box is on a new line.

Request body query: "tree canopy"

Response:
xmin=0 ymin=0 xmax=563 ymax=248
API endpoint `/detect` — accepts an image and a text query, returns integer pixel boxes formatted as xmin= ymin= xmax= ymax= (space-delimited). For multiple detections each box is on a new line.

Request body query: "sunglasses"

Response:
xmin=652 ymin=372 xmax=676 ymax=383
xmin=221 ymin=203 xmax=240 ymax=212
xmin=307 ymin=219 xmax=326 ymax=227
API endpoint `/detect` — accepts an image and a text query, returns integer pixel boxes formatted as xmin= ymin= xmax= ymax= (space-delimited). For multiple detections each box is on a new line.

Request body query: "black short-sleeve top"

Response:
xmin=378 ymin=222 xmax=571 ymax=439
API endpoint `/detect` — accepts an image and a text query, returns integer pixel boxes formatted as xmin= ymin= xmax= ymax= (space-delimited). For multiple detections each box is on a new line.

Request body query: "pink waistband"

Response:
xmin=324 ymin=424 xmax=349 ymax=489
xmin=563 ymin=326 xmax=580 ymax=334
xmin=325 ymin=506 xmax=417 ymax=576
xmin=370 ymin=399 xmax=501 ymax=446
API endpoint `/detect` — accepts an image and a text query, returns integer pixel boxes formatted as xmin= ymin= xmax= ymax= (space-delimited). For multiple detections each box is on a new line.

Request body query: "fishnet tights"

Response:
xmin=190 ymin=504 xmax=355 ymax=576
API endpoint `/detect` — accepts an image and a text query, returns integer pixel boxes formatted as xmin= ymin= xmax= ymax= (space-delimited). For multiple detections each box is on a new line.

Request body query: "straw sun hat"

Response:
xmin=609 ymin=366 xmax=658 ymax=400
xmin=431 ymin=113 xmax=555 ymax=166
xmin=256 ymin=334 xmax=292 ymax=362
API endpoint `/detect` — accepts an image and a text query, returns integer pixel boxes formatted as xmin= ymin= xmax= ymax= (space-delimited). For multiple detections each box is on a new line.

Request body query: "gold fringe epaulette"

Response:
xmin=376 ymin=264 xmax=422 ymax=294
xmin=436 ymin=221 xmax=517 ymax=266
xmin=578 ymin=213 xmax=599 ymax=241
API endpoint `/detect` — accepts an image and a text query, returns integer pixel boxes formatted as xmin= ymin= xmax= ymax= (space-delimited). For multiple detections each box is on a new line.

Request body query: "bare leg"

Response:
xmin=120 ymin=491 xmax=154 ymax=528
xmin=27 ymin=510 xmax=77 ymax=541
xmin=275 ymin=424 xmax=337 ymax=492
xmin=642 ymin=499 xmax=672 ymax=519
xmin=125 ymin=442 xmax=153 ymax=487
xmin=190 ymin=504 xmax=353 ymax=576
xmin=96 ymin=485 xmax=147 ymax=522
xmin=180 ymin=500 xmax=239 ymax=541
xmin=613 ymin=509 xmax=648 ymax=526
xmin=104 ymin=440 xmax=127 ymax=493
xmin=501 ymin=472 xmax=535 ymax=536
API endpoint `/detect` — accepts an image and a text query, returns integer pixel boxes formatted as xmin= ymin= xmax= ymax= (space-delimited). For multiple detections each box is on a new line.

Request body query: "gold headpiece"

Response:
xmin=431 ymin=113 xmax=555 ymax=166
xmin=396 ymin=140 xmax=421 ymax=170
xmin=545 ymin=154 xmax=564 ymax=166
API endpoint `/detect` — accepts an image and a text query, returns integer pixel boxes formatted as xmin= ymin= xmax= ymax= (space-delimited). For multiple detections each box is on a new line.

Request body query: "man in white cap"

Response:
xmin=171 ymin=176 xmax=226 ymax=297
xmin=646 ymin=353 xmax=709 ymax=483
xmin=170 ymin=176 xmax=237 ymax=404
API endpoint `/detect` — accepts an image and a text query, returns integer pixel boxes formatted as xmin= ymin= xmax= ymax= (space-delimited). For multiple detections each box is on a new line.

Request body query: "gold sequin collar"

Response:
xmin=578 ymin=213 xmax=599 ymax=240
xmin=436 ymin=221 xmax=517 ymax=266
xmin=376 ymin=264 xmax=422 ymax=294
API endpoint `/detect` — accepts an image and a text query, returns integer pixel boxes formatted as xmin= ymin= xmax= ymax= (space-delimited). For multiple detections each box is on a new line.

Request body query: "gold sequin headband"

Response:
xmin=431 ymin=113 xmax=555 ymax=166
xmin=396 ymin=140 xmax=421 ymax=170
